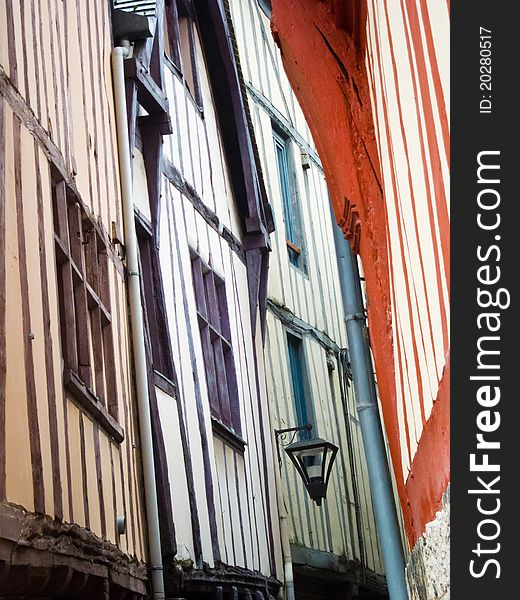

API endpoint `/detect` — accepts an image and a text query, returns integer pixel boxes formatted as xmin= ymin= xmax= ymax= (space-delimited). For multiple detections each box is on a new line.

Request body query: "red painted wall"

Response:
xmin=270 ymin=0 xmax=449 ymax=546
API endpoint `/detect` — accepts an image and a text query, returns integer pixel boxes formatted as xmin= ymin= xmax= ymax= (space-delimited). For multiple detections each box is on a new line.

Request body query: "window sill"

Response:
xmin=286 ymin=239 xmax=302 ymax=256
xmin=211 ymin=417 xmax=246 ymax=454
xmin=63 ymin=367 xmax=124 ymax=444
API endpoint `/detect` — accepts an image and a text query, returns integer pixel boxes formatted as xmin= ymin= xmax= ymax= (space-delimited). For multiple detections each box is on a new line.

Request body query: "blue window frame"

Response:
xmin=273 ymin=130 xmax=305 ymax=269
xmin=287 ymin=333 xmax=312 ymax=437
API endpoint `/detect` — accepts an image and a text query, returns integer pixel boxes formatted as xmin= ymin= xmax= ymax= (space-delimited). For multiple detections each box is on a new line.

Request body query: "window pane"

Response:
xmin=287 ymin=334 xmax=311 ymax=435
xmin=179 ymin=16 xmax=196 ymax=98
xmin=273 ymin=130 xmax=305 ymax=269
xmin=274 ymin=136 xmax=296 ymax=244
xmin=190 ymin=252 xmax=241 ymax=433
xmin=164 ymin=2 xmax=181 ymax=67
xmin=213 ymin=338 xmax=232 ymax=427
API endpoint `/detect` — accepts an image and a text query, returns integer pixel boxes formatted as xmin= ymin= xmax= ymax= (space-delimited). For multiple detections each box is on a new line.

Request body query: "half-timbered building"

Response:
xmin=227 ymin=1 xmax=401 ymax=598
xmin=1 ymin=0 xmax=282 ymax=597
xmin=268 ymin=1 xmax=450 ymax=597
xmin=0 ymin=0 xmax=149 ymax=596
xmin=113 ymin=0 xmax=282 ymax=597
xmin=1 ymin=0 xmax=448 ymax=598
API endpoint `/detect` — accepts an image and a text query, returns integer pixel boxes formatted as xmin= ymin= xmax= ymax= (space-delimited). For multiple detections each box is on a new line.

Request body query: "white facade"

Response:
xmin=228 ymin=0 xmax=390 ymax=590
xmin=129 ymin=2 xmax=281 ymax=592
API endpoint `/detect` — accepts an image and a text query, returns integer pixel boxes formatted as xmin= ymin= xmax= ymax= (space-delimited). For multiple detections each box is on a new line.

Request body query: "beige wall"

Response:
xmin=0 ymin=0 xmax=146 ymax=564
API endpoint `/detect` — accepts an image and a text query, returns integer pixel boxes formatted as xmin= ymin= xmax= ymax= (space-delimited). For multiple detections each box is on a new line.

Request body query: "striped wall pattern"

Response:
xmin=365 ymin=0 xmax=450 ymax=477
xmin=132 ymin=25 xmax=282 ymax=577
xmin=229 ymin=0 xmax=399 ymax=581
xmin=0 ymin=0 xmax=146 ymax=568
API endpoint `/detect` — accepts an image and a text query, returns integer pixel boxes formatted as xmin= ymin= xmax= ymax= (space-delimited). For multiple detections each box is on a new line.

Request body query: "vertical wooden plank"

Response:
xmin=34 ymin=140 xmax=63 ymax=519
xmin=103 ymin=322 xmax=119 ymax=419
xmin=78 ymin=411 xmax=90 ymax=530
xmin=61 ymin=387 xmax=74 ymax=524
xmin=191 ymin=256 xmax=208 ymax=318
xmin=74 ymin=282 xmax=91 ymax=387
xmin=93 ymin=424 xmax=107 ymax=538
xmin=90 ymin=306 xmax=105 ymax=402
xmin=13 ymin=116 xmax=45 ymax=514
xmin=19 ymin=0 xmax=33 ymax=113
xmin=0 ymin=97 xmax=5 ymax=501
xmin=53 ymin=182 xmax=69 ymax=244
xmin=53 ymin=0 xmax=71 ymax=169
xmin=44 ymin=0 xmax=63 ymax=150
xmin=5 ymin=0 xmax=18 ymax=88
xmin=85 ymin=226 xmax=99 ymax=289
xmin=67 ymin=202 xmax=83 ymax=268
xmin=84 ymin=0 xmax=102 ymax=220
xmin=200 ymin=325 xmax=219 ymax=414
xmin=204 ymin=270 xmax=219 ymax=329
xmin=25 ymin=0 xmax=41 ymax=122
xmin=233 ymin=451 xmax=248 ymax=569
xmin=54 ymin=185 xmax=78 ymax=373
xmin=72 ymin=0 xmax=94 ymax=209
xmin=98 ymin=240 xmax=118 ymax=417
xmin=213 ymin=440 xmax=230 ymax=563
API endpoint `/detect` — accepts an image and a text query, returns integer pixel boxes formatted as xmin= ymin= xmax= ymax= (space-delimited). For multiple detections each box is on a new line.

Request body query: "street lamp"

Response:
xmin=275 ymin=425 xmax=339 ymax=506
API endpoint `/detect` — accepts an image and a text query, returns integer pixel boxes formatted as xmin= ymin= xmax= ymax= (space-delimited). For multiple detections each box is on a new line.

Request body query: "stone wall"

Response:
xmin=406 ymin=487 xmax=450 ymax=600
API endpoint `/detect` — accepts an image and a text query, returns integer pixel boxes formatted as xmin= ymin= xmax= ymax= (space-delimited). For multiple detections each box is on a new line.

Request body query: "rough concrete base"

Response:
xmin=406 ymin=486 xmax=450 ymax=600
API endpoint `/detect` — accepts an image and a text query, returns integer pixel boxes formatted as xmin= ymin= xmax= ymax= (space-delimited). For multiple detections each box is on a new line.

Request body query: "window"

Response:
xmin=191 ymin=253 xmax=241 ymax=437
xmin=164 ymin=0 xmax=202 ymax=106
xmin=163 ymin=0 xmax=181 ymax=67
xmin=52 ymin=182 xmax=122 ymax=440
xmin=273 ymin=129 xmax=306 ymax=270
xmin=287 ymin=333 xmax=313 ymax=437
xmin=135 ymin=214 xmax=175 ymax=385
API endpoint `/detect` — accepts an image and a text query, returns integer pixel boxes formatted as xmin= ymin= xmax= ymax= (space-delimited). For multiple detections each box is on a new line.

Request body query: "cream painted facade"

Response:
xmin=0 ymin=1 xmax=425 ymax=599
xmin=228 ymin=1 xmax=395 ymax=597
xmin=0 ymin=0 xmax=148 ymax=596
xmin=120 ymin=1 xmax=283 ymax=597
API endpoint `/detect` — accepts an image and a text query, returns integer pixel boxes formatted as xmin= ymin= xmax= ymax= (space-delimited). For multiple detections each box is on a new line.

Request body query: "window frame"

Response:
xmin=273 ymin=128 xmax=307 ymax=272
xmin=164 ymin=0 xmax=203 ymax=108
xmin=135 ymin=210 xmax=176 ymax=386
xmin=286 ymin=332 xmax=314 ymax=437
xmin=190 ymin=252 xmax=243 ymax=446
xmin=52 ymin=181 xmax=123 ymax=442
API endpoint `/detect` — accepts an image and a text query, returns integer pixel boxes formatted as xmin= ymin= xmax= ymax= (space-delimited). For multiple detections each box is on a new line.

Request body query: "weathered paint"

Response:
xmin=227 ymin=0 xmax=408 ymax=592
xmin=126 ymin=3 xmax=281 ymax=595
xmin=269 ymin=0 xmax=450 ymax=544
xmin=0 ymin=1 xmax=147 ymax=595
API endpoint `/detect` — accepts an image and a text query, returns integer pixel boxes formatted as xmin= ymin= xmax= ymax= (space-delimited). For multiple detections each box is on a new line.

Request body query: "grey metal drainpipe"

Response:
xmin=331 ymin=216 xmax=408 ymax=600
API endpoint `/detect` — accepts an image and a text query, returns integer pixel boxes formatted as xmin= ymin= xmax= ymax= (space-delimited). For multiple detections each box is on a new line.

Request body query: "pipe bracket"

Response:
xmin=356 ymin=402 xmax=377 ymax=412
xmin=344 ymin=312 xmax=365 ymax=323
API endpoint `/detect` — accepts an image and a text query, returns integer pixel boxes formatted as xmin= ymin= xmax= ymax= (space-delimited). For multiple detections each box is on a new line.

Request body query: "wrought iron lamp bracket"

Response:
xmin=274 ymin=423 xmax=313 ymax=467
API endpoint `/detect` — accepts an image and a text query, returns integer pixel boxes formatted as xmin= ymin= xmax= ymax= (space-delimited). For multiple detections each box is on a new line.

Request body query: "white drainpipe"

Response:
xmin=275 ymin=466 xmax=295 ymax=600
xmin=111 ymin=41 xmax=166 ymax=600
